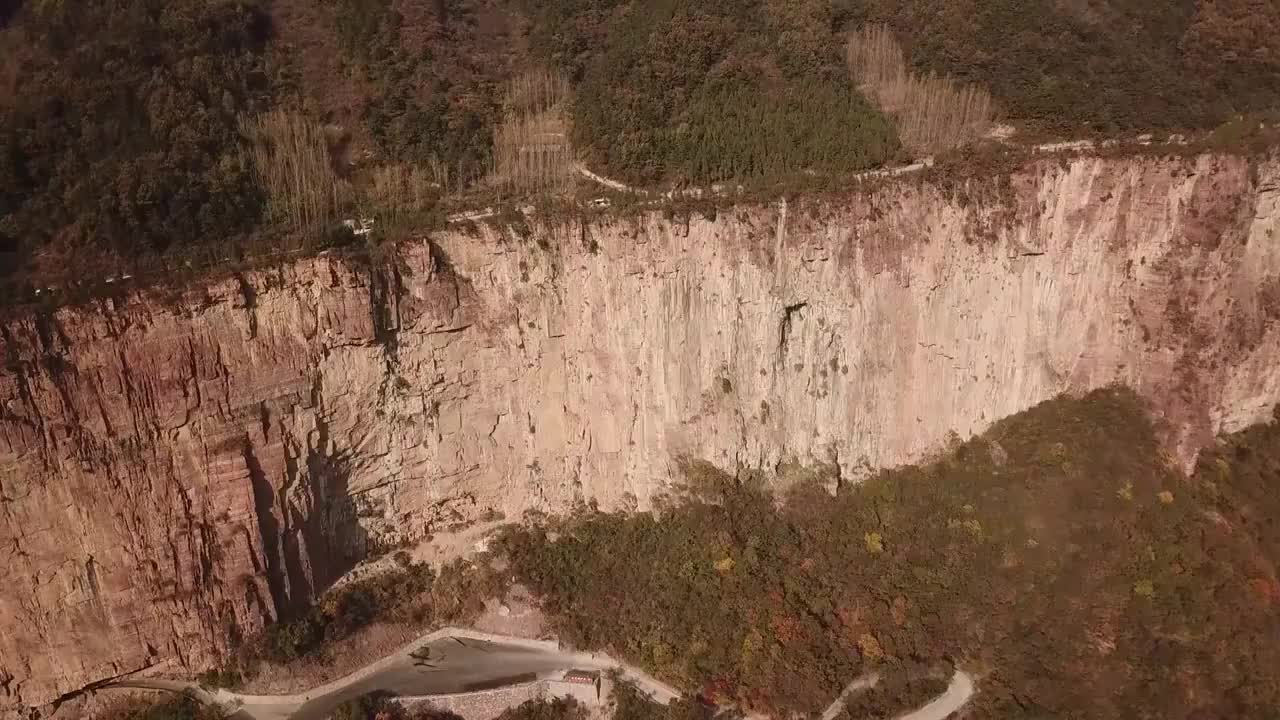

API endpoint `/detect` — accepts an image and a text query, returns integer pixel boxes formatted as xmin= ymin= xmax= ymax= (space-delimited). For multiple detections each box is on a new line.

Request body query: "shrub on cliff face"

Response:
xmin=258 ymin=560 xmax=436 ymax=663
xmin=247 ymin=557 xmax=500 ymax=666
xmin=497 ymin=388 xmax=1280 ymax=718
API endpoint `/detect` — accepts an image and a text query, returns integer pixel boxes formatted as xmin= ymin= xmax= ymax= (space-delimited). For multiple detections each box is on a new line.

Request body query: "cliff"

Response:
xmin=1 ymin=152 xmax=1279 ymax=711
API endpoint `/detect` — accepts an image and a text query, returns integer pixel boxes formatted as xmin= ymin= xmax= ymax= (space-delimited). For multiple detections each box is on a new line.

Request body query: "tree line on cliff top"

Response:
xmin=2 ymin=0 xmax=1279 ymax=298
xmin=495 ymin=388 xmax=1280 ymax=719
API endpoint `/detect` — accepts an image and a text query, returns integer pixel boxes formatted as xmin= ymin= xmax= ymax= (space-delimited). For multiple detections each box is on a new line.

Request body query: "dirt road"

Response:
xmin=107 ymin=628 xmax=680 ymax=720
xmin=819 ymin=670 xmax=974 ymax=720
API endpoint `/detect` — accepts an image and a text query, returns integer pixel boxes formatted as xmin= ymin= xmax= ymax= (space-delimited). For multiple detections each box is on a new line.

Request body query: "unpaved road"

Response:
xmin=108 ymin=628 xmax=679 ymax=720
xmin=900 ymin=670 xmax=974 ymax=720
xmin=117 ymin=652 xmax=969 ymax=720
xmin=820 ymin=670 xmax=974 ymax=720
xmin=285 ymin=636 xmax=591 ymax=720
xmin=821 ymin=673 xmax=881 ymax=720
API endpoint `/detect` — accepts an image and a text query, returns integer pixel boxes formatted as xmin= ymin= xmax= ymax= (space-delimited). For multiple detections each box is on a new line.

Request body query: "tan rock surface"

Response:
xmin=1 ymin=153 xmax=1279 ymax=712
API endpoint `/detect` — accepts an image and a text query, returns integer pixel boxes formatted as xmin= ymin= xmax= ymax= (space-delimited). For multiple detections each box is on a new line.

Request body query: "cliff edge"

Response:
xmin=1 ymin=152 xmax=1278 ymax=711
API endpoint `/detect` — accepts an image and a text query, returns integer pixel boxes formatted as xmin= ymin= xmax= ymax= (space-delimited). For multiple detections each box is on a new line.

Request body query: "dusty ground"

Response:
xmin=331 ymin=520 xmax=509 ymax=592
xmin=472 ymin=584 xmax=546 ymax=639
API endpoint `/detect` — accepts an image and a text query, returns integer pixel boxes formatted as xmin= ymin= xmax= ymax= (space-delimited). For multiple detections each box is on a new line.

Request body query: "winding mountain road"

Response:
xmin=107 ymin=628 xmax=679 ymax=720
xmin=112 ymin=625 xmax=972 ymax=720
xmin=907 ymin=671 xmax=974 ymax=720
xmin=819 ymin=670 xmax=974 ymax=720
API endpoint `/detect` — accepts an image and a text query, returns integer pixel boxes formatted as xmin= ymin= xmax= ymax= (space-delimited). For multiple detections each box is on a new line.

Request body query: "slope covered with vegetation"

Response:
xmin=525 ymin=0 xmax=901 ymax=185
xmin=0 ymin=0 xmax=521 ymax=294
xmin=497 ymin=389 xmax=1280 ymax=719
xmin=849 ymin=0 xmax=1280 ymax=134
xmin=0 ymin=0 xmax=273 ymax=262
xmin=2 ymin=0 xmax=1279 ymax=301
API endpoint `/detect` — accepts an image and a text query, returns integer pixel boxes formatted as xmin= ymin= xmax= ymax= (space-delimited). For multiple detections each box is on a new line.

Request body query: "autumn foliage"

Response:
xmin=499 ymin=389 xmax=1280 ymax=719
xmin=2 ymin=0 xmax=1279 ymax=301
xmin=848 ymin=0 xmax=1280 ymax=134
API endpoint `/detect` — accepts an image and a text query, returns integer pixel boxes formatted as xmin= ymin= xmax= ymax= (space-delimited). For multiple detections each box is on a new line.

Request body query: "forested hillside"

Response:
xmin=525 ymin=0 xmax=902 ymax=185
xmin=0 ymin=1 xmax=273 ymax=264
xmin=850 ymin=0 xmax=1280 ymax=133
xmin=497 ymin=389 xmax=1280 ymax=719
xmin=1 ymin=0 xmax=1277 ymax=298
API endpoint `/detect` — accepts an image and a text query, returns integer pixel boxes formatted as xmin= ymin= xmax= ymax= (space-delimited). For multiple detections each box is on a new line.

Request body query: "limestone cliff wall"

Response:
xmin=1 ymin=153 xmax=1279 ymax=711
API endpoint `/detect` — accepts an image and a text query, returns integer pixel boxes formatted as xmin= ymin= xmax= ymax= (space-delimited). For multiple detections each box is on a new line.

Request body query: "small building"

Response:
xmin=545 ymin=669 xmax=607 ymax=705
xmin=563 ymin=670 xmax=599 ymax=685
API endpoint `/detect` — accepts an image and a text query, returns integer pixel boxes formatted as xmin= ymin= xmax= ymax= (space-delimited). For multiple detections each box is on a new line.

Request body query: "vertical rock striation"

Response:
xmin=0 ymin=153 xmax=1278 ymax=711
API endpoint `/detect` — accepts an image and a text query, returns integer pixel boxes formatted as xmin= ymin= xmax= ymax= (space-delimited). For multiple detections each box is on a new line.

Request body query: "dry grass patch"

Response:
xmin=847 ymin=25 xmax=996 ymax=157
xmin=491 ymin=68 xmax=574 ymax=193
xmin=362 ymin=162 xmax=446 ymax=231
xmin=242 ymin=110 xmax=351 ymax=234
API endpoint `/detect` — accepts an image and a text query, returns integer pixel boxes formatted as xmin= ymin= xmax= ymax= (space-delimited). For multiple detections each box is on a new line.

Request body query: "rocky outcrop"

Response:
xmin=1 ymin=152 xmax=1278 ymax=711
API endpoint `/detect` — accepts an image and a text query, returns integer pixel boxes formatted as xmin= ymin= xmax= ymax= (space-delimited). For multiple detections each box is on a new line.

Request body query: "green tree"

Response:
xmin=1 ymin=0 xmax=272 ymax=259
xmin=528 ymin=0 xmax=901 ymax=185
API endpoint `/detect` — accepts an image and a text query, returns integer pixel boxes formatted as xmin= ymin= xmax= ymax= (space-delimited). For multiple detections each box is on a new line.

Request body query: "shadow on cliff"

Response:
xmin=244 ymin=440 xmax=370 ymax=621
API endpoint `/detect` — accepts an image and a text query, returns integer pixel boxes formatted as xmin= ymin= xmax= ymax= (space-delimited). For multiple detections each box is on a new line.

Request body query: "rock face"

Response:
xmin=1 ymin=153 xmax=1279 ymax=711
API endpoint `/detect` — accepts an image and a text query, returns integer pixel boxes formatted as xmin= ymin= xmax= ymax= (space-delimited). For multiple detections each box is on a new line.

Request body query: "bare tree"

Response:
xmin=491 ymin=68 xmax=574 ymax=193
xmin=241 ymin=110 xmax=350 ymax=234
xmin=847 ymin=25 xmax=997 ymax=157
xmin=366 ymin=163 xmax=442 ymax=230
